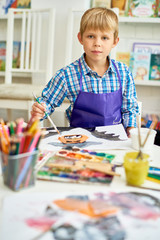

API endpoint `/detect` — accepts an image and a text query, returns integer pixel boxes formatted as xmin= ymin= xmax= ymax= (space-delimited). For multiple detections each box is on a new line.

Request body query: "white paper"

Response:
xmin=1 ymin=190 xmax=160 ymax=240
xmin=40 ymin=124 xmax=131 ymax=152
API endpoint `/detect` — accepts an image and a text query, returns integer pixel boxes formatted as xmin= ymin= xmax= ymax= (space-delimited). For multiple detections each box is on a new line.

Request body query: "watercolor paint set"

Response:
xmin=37 ymin=150 xmax=119 ymax=185
xmin=37 ymin=162 xmax=114 ymax=185
xmin=55 ymin=149 xmax=115 ymax=163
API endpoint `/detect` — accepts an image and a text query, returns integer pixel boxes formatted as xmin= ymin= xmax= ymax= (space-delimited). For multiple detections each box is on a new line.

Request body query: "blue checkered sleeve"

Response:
xmin=38 ymin=70 xmax=68 ymax=118
xmin=120 ymin=64 xmax=139 ymax=128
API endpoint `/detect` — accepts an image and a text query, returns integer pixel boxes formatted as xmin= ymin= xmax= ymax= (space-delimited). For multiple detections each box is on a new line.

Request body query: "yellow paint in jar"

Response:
xmin=123 ymin=152 xmax=150 ymax=186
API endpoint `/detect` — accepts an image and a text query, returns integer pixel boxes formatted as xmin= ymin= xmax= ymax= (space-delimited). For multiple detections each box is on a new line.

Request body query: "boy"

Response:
xmin=31 ymin=7 xmax=139 ymax=137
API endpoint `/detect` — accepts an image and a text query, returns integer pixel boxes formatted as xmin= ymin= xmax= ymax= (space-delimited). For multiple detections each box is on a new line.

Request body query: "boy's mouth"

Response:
xmin=92 ymin=51 xmax=102 ymax=54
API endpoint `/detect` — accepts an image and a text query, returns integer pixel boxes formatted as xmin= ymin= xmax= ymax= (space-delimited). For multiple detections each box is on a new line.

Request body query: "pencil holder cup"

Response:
xmin=130 ymin=128 xmax=156 ymax=152
xmin=123 ymin=152 xmax=150 ymax=186
xmin=0 ymin=150 xmax=39 ymax=191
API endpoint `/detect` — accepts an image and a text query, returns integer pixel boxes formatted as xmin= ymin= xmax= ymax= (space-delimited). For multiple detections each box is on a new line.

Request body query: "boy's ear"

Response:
xmin=77 ymin=32 xmax=83 ymax=45
xmin=112 ymin=37 xmax=119 ymax=48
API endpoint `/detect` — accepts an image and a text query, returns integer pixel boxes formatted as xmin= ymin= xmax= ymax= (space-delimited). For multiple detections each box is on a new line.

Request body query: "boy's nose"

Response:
xmin=94 ymin=38 xmax=101 ymax=46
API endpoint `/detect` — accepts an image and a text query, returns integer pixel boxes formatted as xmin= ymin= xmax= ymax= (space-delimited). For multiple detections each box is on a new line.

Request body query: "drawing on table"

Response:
xmin=91 ymin=130 xmax=122 ymax=141
xmin=2 ymin=191 xmax=160 ymax=240
xmin=49 ymin=140 xmax=102 ymax=149
xmin=40 ymin=124 xmax=129 ymax=152
xmin=58 ymin=134 xmax=88 ymax=144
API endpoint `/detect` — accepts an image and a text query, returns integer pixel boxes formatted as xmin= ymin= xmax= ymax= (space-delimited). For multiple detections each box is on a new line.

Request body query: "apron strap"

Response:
xmin=111 ymin=60 xmax=122 ymax=88
xmin=78 ymin=60 xmax=83 ymax=90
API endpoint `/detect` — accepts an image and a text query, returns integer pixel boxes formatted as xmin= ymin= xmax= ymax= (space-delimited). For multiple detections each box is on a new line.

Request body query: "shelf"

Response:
xmin=119 ymin=16 xmax=160 ymax=23
xmin=135 ymin=80 xmax=160 ymax=86
xmin=1 ymin=10 xmax=160 ymax=23
xmin=0 ymin=71 xmax=31 ymax=77
xmin=0 ymin=14 xmax=23 ymax=19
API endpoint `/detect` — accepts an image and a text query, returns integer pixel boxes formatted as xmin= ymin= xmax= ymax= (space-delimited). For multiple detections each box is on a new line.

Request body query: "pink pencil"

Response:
xmin=19 ymin=135 xmax=26 ymax=154
xmin=28 ymin=131 xmax=41 ymax=152
xmin=24 ymin=168 xmax=32 ymax=187
xmin=16 ymin=118 xmax=24 ymax=135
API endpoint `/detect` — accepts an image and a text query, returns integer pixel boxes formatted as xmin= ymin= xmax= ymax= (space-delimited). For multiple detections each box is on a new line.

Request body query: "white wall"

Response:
xmin=0 ymin=0 xmax=91 ymax=121
xmin=32 ymin=0 xmax=91 ymax=73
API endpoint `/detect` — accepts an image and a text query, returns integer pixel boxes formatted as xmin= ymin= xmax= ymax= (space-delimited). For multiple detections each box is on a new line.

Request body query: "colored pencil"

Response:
xmin=16 ymin=118 xmax=24 ymax=135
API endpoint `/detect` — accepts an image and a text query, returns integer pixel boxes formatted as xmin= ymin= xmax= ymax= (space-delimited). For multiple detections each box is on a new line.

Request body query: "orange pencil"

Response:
xmin=0 ymin=120 xmax=10 ymax=145
xmin=22 ymin=134 xmax=33 ymax=153
xmin=1 ymin=137 xmax=9 ymax=154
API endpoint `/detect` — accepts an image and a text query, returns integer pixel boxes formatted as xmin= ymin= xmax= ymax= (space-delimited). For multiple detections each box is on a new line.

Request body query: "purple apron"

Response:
xmin=70 ymin=60 xmax=122 ymax=128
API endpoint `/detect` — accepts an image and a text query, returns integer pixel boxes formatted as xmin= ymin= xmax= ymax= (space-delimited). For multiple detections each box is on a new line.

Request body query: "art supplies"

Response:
xmin=35 ymin=150 xmax=54 ymax=172
xmin=56 ymin=149 xmax=115 ymax=163
xmin=37 ymin=148 xmax=119 ymax=185
xmin=32 ymin=92 xmax=60 ymax=135
xmin=0 ymin=118 xmax=44 ymax=191
xmin=1 ymin=150 xmax=39 ymax=191
xmin=148 ymin=166 xmax=160 ymax=176
xmin=147 ymin=166 xmax=160 ymax=184
xmin=2 ymin=191 xmax=160 ymax=240
xmin=37 ymin=162 xmax=114 ymax=185
xmin=123 ymin=151 xmax=150 ymax=186
xmin=130 ymin=127 xmax=156 ymax=154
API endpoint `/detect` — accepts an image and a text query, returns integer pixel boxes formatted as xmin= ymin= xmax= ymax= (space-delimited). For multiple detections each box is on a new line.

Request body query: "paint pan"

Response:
xmin=56 ymin=149 xmax=115 ymax=163
xmin=79 ymin=149 xmax=115 ymax=162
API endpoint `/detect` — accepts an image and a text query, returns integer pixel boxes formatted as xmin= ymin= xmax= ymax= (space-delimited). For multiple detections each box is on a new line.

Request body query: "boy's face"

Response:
xmin=78 ymin=29 xmax=119 ymax=64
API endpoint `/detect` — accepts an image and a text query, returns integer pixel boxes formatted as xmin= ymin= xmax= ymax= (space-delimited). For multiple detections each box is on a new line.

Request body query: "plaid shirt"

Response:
xmin=39 ymin=54 xmax=139 ymax=128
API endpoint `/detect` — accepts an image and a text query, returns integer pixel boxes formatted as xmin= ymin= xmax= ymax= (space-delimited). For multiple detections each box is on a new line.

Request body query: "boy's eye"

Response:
xmin=88 ymin=35 xmax=94 ymax=38
xmin=102 ymin=36 xmax=108 ymax=40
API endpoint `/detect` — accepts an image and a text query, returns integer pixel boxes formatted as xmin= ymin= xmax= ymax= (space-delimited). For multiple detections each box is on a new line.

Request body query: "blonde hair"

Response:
xmin=79 ymin=8 xmax=119 ymax=40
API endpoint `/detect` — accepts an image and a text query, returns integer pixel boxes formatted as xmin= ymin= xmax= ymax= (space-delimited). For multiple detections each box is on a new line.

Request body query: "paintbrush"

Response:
xmin=141 ymin=125 xmax=153 ymax=149
xmin=136 ymin=121 xmax=153 ymax=160
xmin=32 ymin=92 xmax=60 ymax=135
xmin=136 ymin=115 xmax=143 ymax=160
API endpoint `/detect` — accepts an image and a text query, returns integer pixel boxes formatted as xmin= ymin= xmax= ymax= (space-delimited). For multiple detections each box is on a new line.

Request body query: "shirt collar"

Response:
xmin=108 ymin=56 xmax=117 ymax=74
xmin=79 ymin=53 xmax=116 ymax=75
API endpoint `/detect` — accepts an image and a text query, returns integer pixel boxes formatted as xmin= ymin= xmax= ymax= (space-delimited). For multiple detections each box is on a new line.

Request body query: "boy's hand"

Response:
xmin=126 ymin=127 xmax=135 ymax=138
xmin=31 ymin=102 xmax=46 ymax=119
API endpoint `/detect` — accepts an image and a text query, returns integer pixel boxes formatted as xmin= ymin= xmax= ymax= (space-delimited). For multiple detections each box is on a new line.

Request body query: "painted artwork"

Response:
xmin=1 ymin=191 xmax=160 ymax=240
xmin=40 ymin=124 xmax=129 ymax=152
xmin=58 ymin=134 xmax=88 ymax=144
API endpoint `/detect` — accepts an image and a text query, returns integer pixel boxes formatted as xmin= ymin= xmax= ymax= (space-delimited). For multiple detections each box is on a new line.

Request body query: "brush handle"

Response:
xmin=32 ymin=92 xmax=60 ymax=135
xmin=47 ymin=116 xmax=60 ymax=135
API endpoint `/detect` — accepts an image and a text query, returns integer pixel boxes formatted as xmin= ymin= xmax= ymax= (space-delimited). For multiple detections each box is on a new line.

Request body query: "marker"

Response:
xmin=32 ymin=92 xmax=60 ymax=135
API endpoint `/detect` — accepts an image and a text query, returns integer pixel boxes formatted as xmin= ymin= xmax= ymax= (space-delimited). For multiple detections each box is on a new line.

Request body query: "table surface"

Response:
xmin=0 ymin=144 xmax=160 ymax=239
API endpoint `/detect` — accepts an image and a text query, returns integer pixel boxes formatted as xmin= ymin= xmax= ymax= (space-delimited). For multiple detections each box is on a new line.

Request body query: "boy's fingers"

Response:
xmin=30 ymin=112 xmax=42 ymax=120
xmin=41 ymin=102 xmax=46 ymax=108
xmin=30 ymin=110 xmax=45 ymax=119
xmin=33 ymin=102 xmax=46 ymax=112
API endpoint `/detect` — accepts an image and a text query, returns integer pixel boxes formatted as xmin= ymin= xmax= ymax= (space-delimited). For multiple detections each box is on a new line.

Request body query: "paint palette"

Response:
xmin=37 ymin=154 xmax=116 ymax=184
xmin=55 ymin=149 xmax=115 ymax=163
xmin=79 ymin=149 xmax=115 ymax=162
xmin=37 ymin=164 xmax=114 ymax=185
